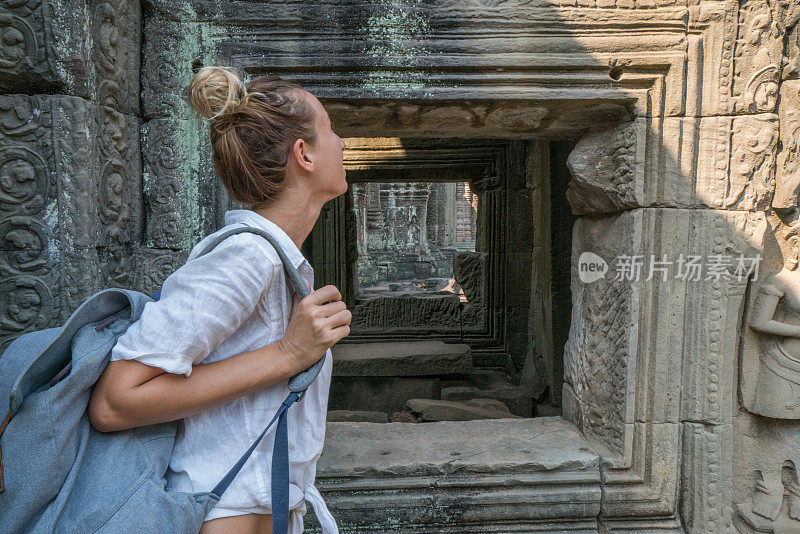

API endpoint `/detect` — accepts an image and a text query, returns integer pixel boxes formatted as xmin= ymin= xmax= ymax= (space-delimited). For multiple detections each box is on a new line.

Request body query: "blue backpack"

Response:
xmin=0 ymin=226 xmax=327 ymax=533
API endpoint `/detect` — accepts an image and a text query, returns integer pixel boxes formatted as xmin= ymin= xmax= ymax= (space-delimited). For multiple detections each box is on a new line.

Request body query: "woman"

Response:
xmin=88 ymin=65 xmax=351 ymax=533
xmin=749 ymin=220 xmax=800 ymax=419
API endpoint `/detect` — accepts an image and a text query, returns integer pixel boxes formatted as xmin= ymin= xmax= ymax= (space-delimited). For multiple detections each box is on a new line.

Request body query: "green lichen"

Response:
xmin=361 ymin=0 xmax=432 ymax=92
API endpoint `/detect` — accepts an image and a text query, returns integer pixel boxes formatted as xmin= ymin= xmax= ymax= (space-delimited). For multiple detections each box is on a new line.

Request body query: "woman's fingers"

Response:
xmin=329 ymin=323 xmax=351 ymax=343
xmin=317 ymin=300 xmax=347 ymax=318
xmin=325 ymin=308 xmax=352 ymax=329
xmin=303 ymin=285 xmax=342 ymax=306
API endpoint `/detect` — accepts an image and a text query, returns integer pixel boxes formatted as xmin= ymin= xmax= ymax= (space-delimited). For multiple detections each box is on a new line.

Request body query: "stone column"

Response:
xmin=0 ymin=0 xmax=141 ymax=351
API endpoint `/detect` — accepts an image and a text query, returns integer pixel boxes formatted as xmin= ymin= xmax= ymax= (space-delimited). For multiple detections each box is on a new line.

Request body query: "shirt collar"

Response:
xmin=224 ymin=209 xmax=308 ymax=271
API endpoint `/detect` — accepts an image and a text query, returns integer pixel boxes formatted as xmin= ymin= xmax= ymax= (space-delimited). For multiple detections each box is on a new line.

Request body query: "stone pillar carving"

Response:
xmin=0 ymin=0 xmax=141 ymax=351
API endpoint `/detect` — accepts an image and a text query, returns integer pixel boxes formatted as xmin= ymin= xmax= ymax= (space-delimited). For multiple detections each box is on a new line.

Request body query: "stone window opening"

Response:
xmin=301 ymin=136 xmax=572 ymax=425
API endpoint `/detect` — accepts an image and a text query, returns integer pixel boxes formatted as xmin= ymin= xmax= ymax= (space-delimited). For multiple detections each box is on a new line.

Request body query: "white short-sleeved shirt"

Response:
xmin=109 ymin=209 xmax=336 ymax=532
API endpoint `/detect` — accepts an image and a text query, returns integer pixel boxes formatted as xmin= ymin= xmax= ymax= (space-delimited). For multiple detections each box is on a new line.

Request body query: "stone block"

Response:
xmin=141 ymin=118 xmax=220 ymax=251
xmin=315 ymin=417 xmax=601 ymax=530
xmin=774 ymin=80 xmax=800 ymax=208
xmin=327 ymin=410 xmax=388 ymax=423
xmin=441 ymin=385 xmax=533 ymax=417
xmin=328 ymin=377 xmax=439 ymax=413
xmin=1 ymin=0 xmax=140 ymax=113
xmin=406 ymin=398 xmax=521 ymax=421
xmin=566 ymin=121 xmax=641 ymax=215
xmin=140 ymin=16 xmax=229 ymax=120
xmin=0 ymin=94 xmax=141 ymax=348
xmin=1 ymin=94 xmax=142 ymax=251
xmin=600 ymin=422 xmax=680 ymax=519
xmin=681 ymin=422 xmax=733 ymax=534
xmin=696 ymin=114 xmax=778 ymax=210
xmin=331 ymin=341 xmax=471 ymax=377
xmin=564 ymin=207 xmax=764 ymax=465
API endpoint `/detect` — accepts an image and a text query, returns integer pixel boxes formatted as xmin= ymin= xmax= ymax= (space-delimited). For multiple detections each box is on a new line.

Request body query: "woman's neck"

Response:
xmin=252 ymin=189 xmax=324 ymax=251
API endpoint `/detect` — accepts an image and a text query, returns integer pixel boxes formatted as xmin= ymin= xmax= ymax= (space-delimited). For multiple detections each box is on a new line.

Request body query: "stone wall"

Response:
xmin=1 ymin=0 xmax=143 ymax=352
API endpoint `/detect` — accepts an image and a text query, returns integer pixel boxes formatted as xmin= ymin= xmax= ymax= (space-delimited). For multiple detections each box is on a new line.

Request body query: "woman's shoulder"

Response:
xmin=188 ymin=223 xmax=283 ymax=268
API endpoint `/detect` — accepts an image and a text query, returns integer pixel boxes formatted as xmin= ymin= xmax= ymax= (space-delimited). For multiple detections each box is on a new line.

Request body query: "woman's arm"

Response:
xmin=89 ymin=340 xmax=295 ymax=432
xmin=748 ymin=281 xmax=800 ymax=338
xmin=89 ymin=284 xmax=351 ymax=432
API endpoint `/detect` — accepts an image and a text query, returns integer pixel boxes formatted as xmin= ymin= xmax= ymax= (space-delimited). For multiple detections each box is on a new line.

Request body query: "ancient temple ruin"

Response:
xmin=3 ymin=0 xmax=800 ymax=531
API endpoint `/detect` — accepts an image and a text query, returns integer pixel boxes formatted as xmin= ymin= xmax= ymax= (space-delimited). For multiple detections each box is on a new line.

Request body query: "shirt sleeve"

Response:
xmin=109 ymin=232 xmax=280 ymax=377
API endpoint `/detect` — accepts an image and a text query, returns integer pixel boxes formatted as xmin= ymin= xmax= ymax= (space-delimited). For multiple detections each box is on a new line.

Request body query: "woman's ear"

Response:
xmin=289 ymin=137 xmax=314 ymax=174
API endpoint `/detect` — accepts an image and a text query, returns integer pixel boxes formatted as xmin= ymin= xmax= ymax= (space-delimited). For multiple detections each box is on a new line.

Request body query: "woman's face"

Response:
xmin=304 ymin=91 xmax=347 ymax=200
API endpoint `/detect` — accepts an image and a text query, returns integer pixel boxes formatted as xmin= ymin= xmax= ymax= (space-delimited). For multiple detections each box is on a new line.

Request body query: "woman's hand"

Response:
xmin=278 ymin=283 xmax=351 ymax=373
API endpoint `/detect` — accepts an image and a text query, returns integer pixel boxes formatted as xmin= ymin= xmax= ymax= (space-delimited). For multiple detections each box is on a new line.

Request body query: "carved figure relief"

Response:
xmin=733 ymin=2 xmax=783 ymax=114
xmin=749 ymin=222 xmax=800 ymax=419
xmin=736 ymin=462 xmax=800 ymax=532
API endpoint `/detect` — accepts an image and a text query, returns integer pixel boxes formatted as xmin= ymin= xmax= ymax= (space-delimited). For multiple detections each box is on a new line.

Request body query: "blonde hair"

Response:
xmin=186 ymin=65 xmax=319 ymax=208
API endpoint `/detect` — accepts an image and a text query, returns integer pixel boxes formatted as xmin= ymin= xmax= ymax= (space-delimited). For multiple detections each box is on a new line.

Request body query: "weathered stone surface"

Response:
xmin=141 ymin=17 xmax=226 ymax=120
xmin=406 ymin=398 xmax=520 ymax=421
xmin=314 ymin=418 xmax=601 ymax=530
xmin=320 ymin=417 xmax=598 ymax=478
xmin=565 ymin=207 xmax=764 ymax=467
xmin=681 ymin=422 xmax=733 ymax=533
xmin=566 ymin=122 xmax=641 ymax=215
xmin=389 ymin=410 xmax=421 ymax=423
xmin=733 ymin=413 xmax=800 ymax=533
xmin=0 ymin=94 xmax=141 ymax=349
xmin=327 ymin=410 xmax=388 ymax=423
xmin=141 ymin=117 xmax=221 ymax=251
xmin=328 ymin=377 xmax=439 ymax=413
xmin=696 ymin=114 xmax=778 ymax=210
xmin=0 ymin=0 xmax=140 ymax=113
xmin=440 ymin=385 xmax=533 ymax=417
xmin=331 ymin=341 xmax=471 ymax=377
xmin=774 ymin=80 xmax=800 ymax=208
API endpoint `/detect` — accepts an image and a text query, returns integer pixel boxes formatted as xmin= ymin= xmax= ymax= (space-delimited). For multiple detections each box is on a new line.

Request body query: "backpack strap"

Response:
xmin=193 ymin=225 xmax=327 ymax=393
xmin=198 ymin=225 xmax=329 ymax=532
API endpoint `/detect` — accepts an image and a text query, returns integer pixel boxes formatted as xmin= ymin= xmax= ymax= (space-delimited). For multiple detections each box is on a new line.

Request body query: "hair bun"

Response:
xmin=187 ymin=65 xmax=247 ymax=120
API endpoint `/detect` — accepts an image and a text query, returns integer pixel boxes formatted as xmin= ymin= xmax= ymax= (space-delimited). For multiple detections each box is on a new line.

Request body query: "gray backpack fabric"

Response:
xmin=0 ymin=226 xmax=323 ymax=533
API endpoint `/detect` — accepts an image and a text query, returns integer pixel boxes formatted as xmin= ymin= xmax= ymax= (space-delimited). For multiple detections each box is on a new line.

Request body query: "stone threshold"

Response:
xmin=307 ymin=416 xmax=602 ymax=533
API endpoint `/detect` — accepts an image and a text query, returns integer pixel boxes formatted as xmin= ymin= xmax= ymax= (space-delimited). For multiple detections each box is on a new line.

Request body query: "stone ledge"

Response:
xmin=311 ymin=417 xmax=601 ymax=532
xmin=331 ymin=341 xmax=472 ymax=377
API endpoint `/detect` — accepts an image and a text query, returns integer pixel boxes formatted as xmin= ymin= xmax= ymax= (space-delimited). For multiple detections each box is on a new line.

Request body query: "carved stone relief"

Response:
xmin=0 ymin=91 xmax=141 ymax=350
xmin=747 ymin=222 xmax=800 ymax=420
xmin=566 ymin=122 xmax=639 ymax=215
xmin=0 ymin=0 xmax=139 ymax=113
xmin=731 ymin=0 xmax=783 ymax=115
xmin=774 ymin=80 xmax=800 ymax=208
xmin=697 ymin=114 xmax=778 ymax=210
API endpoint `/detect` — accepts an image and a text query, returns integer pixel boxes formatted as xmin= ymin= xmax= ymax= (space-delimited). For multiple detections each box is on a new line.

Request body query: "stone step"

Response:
xmin=327 ymin=410 xmax=389 ymax=423
xmin=310 ymin=418 xmax=601 ymax=530
xmin=440 ymin=384 xmax=533 ymax=417
xmin=406 ymin=398 xmax=522 ymax=421
xmin=331 ymin=341 xmax=472 ymax=377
